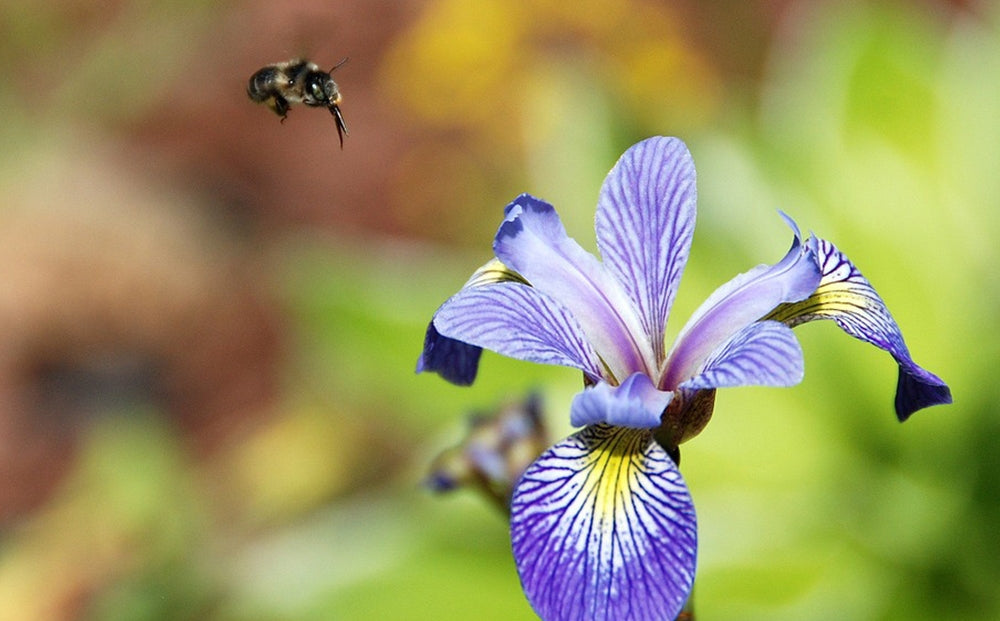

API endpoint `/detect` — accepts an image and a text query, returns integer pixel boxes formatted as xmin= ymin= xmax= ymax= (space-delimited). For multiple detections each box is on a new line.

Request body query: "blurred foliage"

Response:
xmin=0 ymin=0 xmax=997 ymax=620
xmin=380 ymin=0 xmax=719 ymax=132
xmin=377 ymin=0 xmax=719 ymax=243
xmin=684 ymin=3 xmax=1000 ymax=620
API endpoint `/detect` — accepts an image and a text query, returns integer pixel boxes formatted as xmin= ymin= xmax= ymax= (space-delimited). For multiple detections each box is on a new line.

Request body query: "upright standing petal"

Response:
xmin=511 ymin=425 xmax=697 ymax=621
xmin=596 ymin=137 xmax=698 ymax=363
xmin=765 ymin=236 xmax=951 ymax=420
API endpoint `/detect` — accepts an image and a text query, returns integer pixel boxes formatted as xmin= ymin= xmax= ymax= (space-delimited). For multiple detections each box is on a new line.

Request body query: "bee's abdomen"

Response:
xmin=247 ymin=67 xmax=281 ymax=101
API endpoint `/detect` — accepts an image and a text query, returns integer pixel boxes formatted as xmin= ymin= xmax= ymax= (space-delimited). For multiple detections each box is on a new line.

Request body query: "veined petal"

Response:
xmin=765 ymin=237 xmax=952 ymax=420
xmin=494 ymin=194 xmax=657 ymax=381
xmin=596 ymin=137 xmax=697 ymax=363
xmin=663 ymin=217 xmax=821 ymax=389
xmin=570 ymin=373 xmax=674 ymax=429
xmin=510 ymin=425 xmax=697 ymax=621
xmin=433 ymin=282 xmax=605 ymax=381
xmin=681 ymin=320 xmax=804 ymax=390
xmin=417 ymin=258 xmax=529 ymax=385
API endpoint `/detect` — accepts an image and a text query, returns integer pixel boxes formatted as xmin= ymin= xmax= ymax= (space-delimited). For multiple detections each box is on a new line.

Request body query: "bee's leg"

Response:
xmin=271 ymin=96 xmax=290 ymax=122
xmin=329 ymin=104 xmax=348 ymax=149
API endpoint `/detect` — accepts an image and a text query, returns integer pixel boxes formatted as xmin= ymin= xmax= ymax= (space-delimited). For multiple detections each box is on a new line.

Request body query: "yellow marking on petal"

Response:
xmin=766 ymin=281 xmax=874 ymax=326
xmin=579 ymin=427 xmax=649 ymax=520
xmin=510 ymin=424 xmax=697 ymax=621
xmin=464 ymin=258 xmax=529 ymax=288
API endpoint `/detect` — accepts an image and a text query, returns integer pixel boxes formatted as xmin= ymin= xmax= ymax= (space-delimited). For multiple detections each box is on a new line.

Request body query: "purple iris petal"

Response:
xmin=663 ymin=219 xmax=821 ymax=389
xmin=570 ymin=373 xmax=673 ymax=428
xmin=494 ymin=194 xmax=656 ymax=381
xmin=416 ymin=322 xmax=483 ymax=385
xmin=510 ymin=425 xmax=697 ymax=621
xmin=681 ymin=320 xmax=804 ymax=390
xmin=417 ymin=258 xmax=529 ymax=385
xmin=432 ymin=282 xmax=605 ymax=381
xmin=896 ymin=368 xmax=952 ymax=421
xmin=767 ymin=237 xmax=951 ymax=420
xmin=596 ymin=137 xmax=697 ymax=363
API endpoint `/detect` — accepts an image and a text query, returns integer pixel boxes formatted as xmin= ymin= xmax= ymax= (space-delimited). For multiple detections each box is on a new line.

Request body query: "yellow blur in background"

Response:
xmin=0 ymin=1 xmax=995 ymax=620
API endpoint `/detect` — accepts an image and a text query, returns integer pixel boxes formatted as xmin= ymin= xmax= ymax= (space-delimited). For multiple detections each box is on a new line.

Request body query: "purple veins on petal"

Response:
xmin=765 ymin=236 xmax=951 ymax=420
xmin=664 ymin=221 xmax=821 ymax=389
xmin=432 ymin=282 xmax=605 ymax=381
xmin=681 ymin=320 xmax=804 ymax=391
xmin=570 ymin=372 xmax=673 ymax=429
xmin=417 ymin=258 xmax=527 ymax=386
xmin=510 ymin=425 xmax=697 ymax=621
xmin=493 ymin=194 xmax=657 ymax=381
xmin=595 ymin=137 xmax=697 ymax=363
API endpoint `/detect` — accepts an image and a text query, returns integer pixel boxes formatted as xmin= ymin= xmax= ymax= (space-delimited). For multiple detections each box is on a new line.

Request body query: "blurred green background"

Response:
xmin=0 ymin=1 xmax=995 ymax=619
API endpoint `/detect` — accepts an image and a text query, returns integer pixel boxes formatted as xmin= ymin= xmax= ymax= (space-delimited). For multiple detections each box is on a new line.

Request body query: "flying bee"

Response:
xmin=247 ymin=58 xmax=349 ymax=148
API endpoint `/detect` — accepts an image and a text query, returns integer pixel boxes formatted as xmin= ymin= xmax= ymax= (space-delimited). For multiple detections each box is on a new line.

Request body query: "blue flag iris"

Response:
xmin=418 ymin=136 xmax=951 ymax=621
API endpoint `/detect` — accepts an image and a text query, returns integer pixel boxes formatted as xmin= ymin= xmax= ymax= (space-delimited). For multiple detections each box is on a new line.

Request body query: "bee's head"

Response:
xmin=304 ymin=72 xmax=340 ymax=106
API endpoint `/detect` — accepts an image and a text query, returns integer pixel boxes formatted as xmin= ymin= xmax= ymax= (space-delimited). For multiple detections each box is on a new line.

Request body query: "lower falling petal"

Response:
xmin=765 ymin=236 xmax=951 ymax=420
xmin=510 ymin=425 xmax=697 ymax=621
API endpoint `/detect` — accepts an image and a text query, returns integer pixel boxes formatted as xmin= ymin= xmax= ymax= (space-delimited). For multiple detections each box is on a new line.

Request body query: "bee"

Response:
xmin=247 ymin=58 xmax=349 ymax=148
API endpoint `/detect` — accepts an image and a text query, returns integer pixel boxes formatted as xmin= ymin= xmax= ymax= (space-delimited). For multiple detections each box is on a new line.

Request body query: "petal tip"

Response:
xmin=417 ymin=321 xmax=482 ymax=385
xmin=895 ymin=368 xmax=952 ymax=421
xmin=777 ymin=210 xmax=804 ymax=242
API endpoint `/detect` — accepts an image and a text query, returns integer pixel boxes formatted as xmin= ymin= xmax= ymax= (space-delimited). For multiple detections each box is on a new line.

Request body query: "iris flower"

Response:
xmin=417 ymin=137 xmax=951 ymax=621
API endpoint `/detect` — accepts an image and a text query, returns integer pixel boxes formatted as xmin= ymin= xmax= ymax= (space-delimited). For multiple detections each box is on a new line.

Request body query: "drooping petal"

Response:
xmin=663 ymin=217 xmax=821 ymax=389
xmin=494 ymin=194 xmax=657 ymax=381
xmin=765 ymin=236 xmax=952 ymax=420
xmin=416 ymin=322 xmax=483 ymax=385
xmin=510 ymin=425 xmax=697 ymax=621
xmin=681 ymin=320 xmax=804 ymax=390
xmin=432 ymin=282 xmax=605 ymax=381
xmin=570 ymin=373 xmax=673 ymax=429
xmin=596 ymin=137 xmax=697 ymax=363
xmin=417 ymin=258 xmax=529 ymax=385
